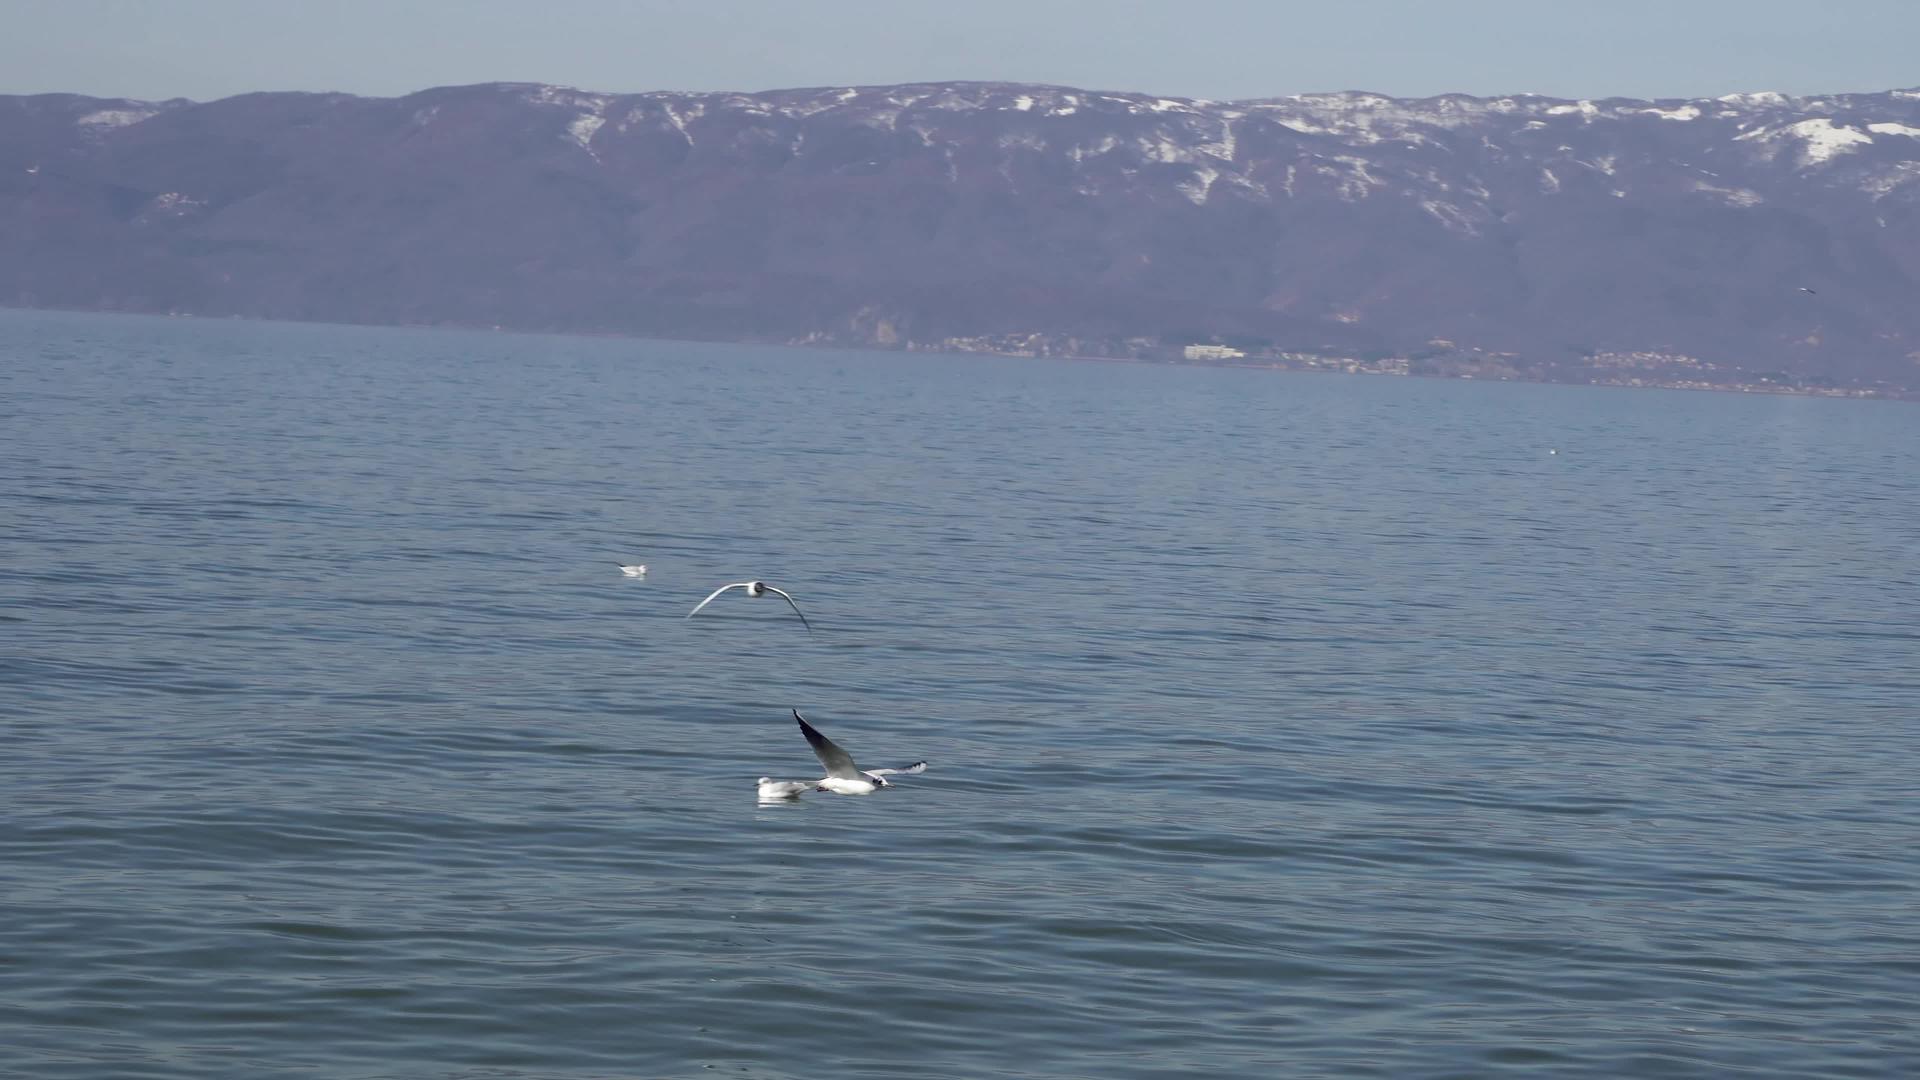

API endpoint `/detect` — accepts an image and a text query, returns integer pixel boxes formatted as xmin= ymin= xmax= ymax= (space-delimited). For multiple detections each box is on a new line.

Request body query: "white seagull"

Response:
xmin=617 ymin=563 xmax=648 ymax=577
xmin=794 ymin=710 xmax=927 ymax=795
xmin=756 ymin=777 xmax=813 ymax=801
xmin=687 ymin=581 xmax=812 ymax=631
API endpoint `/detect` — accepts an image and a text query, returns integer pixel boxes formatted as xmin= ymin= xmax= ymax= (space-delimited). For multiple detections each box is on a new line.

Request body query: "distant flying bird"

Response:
xmin=687 ymin=581 xmax=812 ymax=631
xmin=617 ymin=563 xmax=648 ymax=577
xmin=793 ymin=710 xmax=927 ymax=795
xmin=1798 ymin=286 xmax=1817 ymax=294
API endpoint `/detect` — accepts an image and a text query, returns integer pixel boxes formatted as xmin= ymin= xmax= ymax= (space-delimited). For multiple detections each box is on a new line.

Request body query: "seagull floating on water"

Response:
xmin=792 ymin=710 xmax=927 ymax=795
xmin=756 ymin=777 xmax=814 ymax=801
xmin=617 ymin=563 xmax=648 ymax=577
xmin=688 ymin=581 xmax=812 ymax=631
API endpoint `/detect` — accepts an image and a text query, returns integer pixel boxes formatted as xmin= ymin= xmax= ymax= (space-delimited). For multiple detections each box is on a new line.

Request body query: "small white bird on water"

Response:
xmin=617 ymin=563 xmax=648 ymax=577
xmin=687 ymin=581 xmax=812 ymax=631
xmin=756 ymin=777 xmax=814 ymax=801
xmin=790 ymin=710 xmax=927 ymax=795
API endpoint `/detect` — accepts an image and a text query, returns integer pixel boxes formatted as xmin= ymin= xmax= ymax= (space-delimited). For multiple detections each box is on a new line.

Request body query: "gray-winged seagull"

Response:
xmin=792 ymin=710 xmax=927 ymax=795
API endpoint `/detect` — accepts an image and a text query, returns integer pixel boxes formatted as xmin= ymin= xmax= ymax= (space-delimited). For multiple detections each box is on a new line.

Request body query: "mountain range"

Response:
xmin=5 ymin=80 xmax=1920 ymax=394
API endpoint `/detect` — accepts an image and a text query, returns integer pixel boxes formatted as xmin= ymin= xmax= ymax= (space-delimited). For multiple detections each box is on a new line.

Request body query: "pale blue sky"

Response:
xmin=5 ymin=0 xmax=1917 ymax=104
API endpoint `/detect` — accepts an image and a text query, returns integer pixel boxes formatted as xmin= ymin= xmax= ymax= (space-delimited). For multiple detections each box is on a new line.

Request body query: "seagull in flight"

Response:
xmin=793 ymin=710 xmax=927 ymax=795
xmin=687 ymin=581 xmax=812 ymax=631
xmin=617 ymin=563 xmax=648 ymax=577
xmin=1798 ymin=286 xmax=1817 ymax=294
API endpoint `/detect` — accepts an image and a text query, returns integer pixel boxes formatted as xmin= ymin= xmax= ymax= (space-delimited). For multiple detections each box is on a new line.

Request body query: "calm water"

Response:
xmin=3 ymin=309 xmax=1918 ymax=1078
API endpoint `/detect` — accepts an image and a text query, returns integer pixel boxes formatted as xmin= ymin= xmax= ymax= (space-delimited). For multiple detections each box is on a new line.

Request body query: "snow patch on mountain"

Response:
xmin=528 ymin=86 xmax=613 ymax=114
xmin=1068 ymin=135 xmax=1119 ymax=163
xmin=1322 ymin=155 xmax=1385 ymax=200
xmin=1265 ymin=113 xmax=1378 ymax=143
xmin=1689 ymin=180 xmax=1764 ymax=207
xmin=1736 ymin=118 xmax=1878 ymax=165
xmin=1136 ymin=135 xmax=1193 ymax=164
xmin=1195 ymin=118 xmax=1236 ymax=162
xmin=1545 ymin=101 xmax=1600 ymax=121
xmin=1717 ymin=91 xmax=1793 ymax=108
xmin=776 ymin=88 xmax=857 ymax=118
xmin=77 ymin=108 xmax=158 ymax=128
xmin=1861 ymin=161 xmax=1920 ymax=197
xmin=147 ymin=192 xmax=204 ymax=215
xmin=1421 ymin=199 xmax=1481 ymax=235
xmin=661 ymin=102 xmax=698 ymax=144
xmin=1178 ymin=166 xmax=1219 ymax=205
xmin=1783 ymin=119 xmax=1874 ymax=164
xmin=568 ymin=113 xmax=605 ymax=151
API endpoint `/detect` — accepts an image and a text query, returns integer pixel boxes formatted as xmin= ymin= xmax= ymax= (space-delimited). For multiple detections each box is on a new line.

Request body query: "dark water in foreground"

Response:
xmin=3 ymin=309 xmax=1917 ymax=1078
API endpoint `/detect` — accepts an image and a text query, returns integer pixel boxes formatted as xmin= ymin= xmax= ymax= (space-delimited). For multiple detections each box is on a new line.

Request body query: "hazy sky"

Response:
xmin=6 ymin=0 xmax=1918 ymax=104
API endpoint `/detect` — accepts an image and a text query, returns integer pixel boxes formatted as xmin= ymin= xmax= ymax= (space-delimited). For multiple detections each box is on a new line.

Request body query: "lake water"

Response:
xmin=3 ymin=309 xmax=1917 ymax=1078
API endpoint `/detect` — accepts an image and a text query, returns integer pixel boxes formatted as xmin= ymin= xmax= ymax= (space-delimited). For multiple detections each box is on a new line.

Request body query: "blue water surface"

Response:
xmin=2 ymin=309 xmax=1917 ymax=1078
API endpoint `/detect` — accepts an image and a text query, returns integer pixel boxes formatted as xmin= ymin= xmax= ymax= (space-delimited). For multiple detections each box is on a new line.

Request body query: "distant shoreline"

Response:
xmin=5 ymin=304 xmax=1912 ymax=404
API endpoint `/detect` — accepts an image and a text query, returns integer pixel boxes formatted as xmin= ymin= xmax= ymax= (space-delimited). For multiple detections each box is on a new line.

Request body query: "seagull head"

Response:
xmin=745 ymin=581 xmax=766 ymax=595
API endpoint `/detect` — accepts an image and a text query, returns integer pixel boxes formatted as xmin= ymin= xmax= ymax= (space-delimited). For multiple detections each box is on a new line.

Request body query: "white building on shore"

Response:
xmin=1183 ymin=344 xmax=1246 ymax=361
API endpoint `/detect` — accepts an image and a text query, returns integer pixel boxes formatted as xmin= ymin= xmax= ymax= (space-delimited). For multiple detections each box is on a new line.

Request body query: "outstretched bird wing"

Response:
xmin=865 ymin=762 xmax=929 ymax=776
xmin=795 ymin=710 xmax=863 ymax=780
xmin=761 ymin=585 xmax=813 ymax=631
xmin=687 ymin=582 xmax=749 ymax=619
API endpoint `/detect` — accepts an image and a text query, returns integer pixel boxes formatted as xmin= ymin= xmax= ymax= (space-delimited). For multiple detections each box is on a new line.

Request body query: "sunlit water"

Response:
xmin=3 ymin=309 xmax=1917 ymax=1078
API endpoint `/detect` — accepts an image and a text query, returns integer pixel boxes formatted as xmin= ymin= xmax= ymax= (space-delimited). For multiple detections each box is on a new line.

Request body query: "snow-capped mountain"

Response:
xmin=5 ymin=80 xmax=1919 ymax=390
